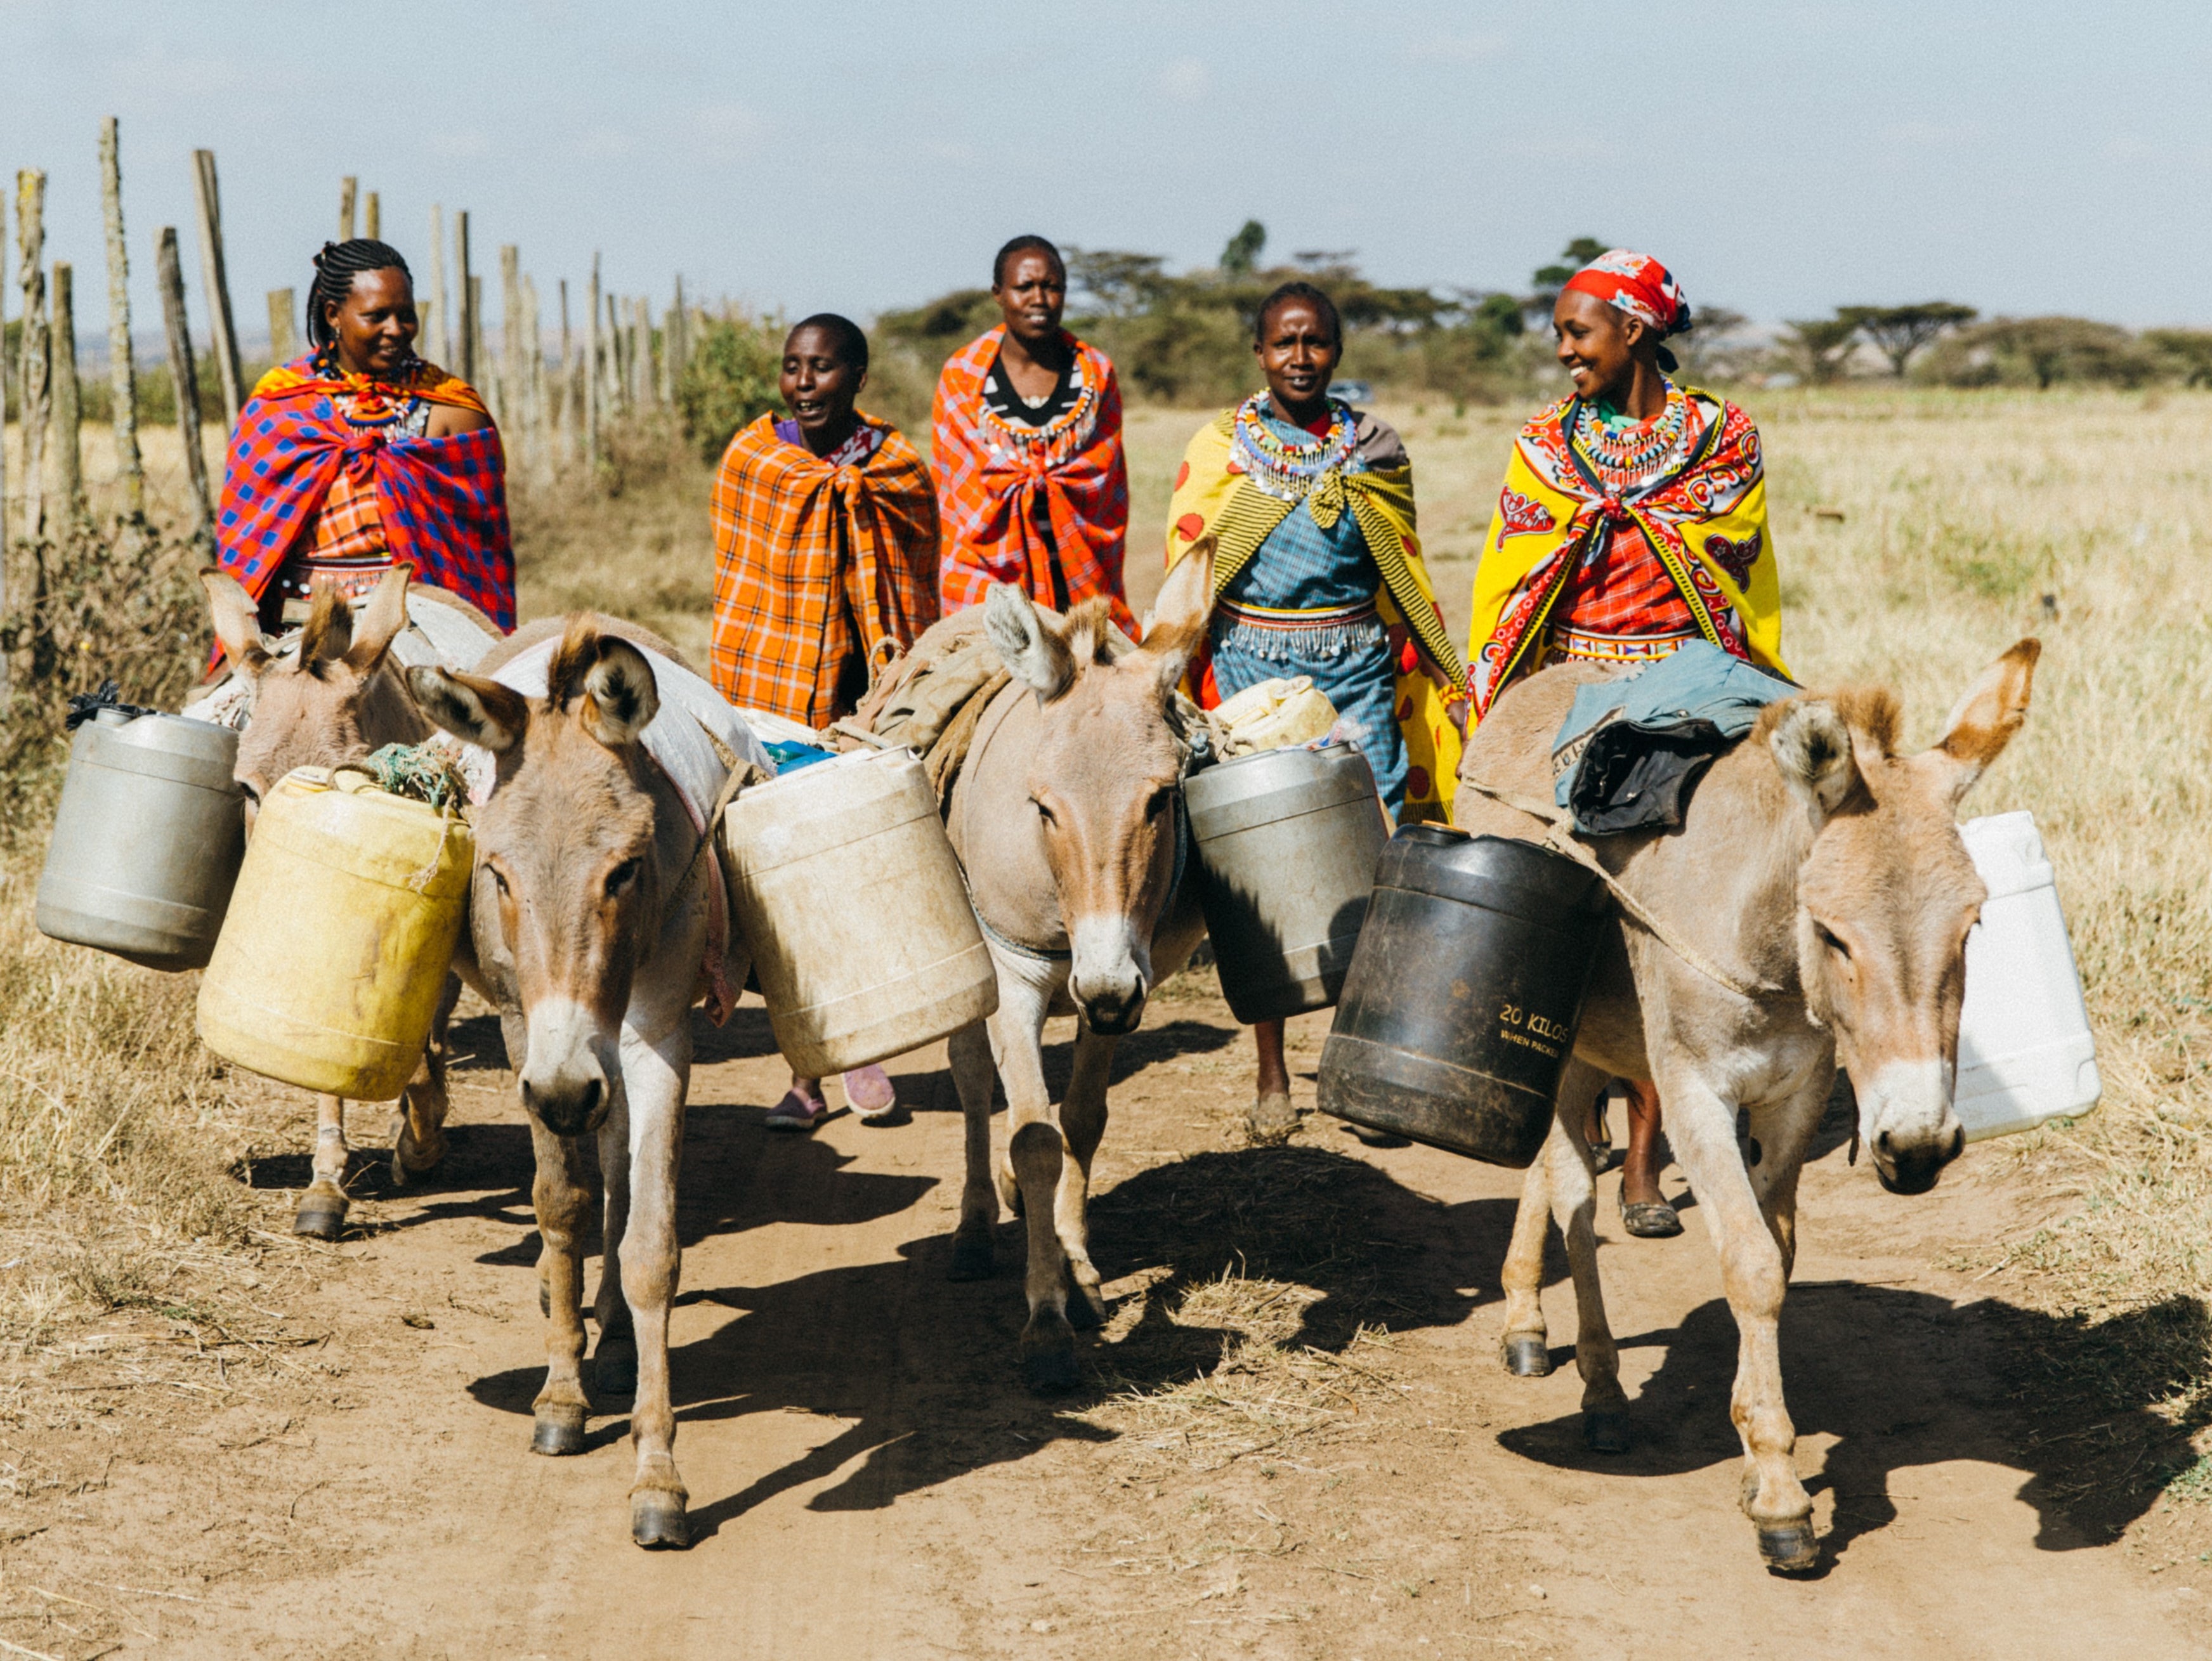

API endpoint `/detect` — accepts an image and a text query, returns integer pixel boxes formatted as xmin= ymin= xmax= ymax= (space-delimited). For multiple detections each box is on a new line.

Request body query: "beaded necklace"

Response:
xmin=1571 ymin=380 xmax=1689 ymax=490
xmin=1229 ymin=393 xmax=1359 ymax=502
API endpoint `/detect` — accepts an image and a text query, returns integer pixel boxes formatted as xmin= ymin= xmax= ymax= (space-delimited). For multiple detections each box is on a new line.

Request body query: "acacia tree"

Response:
xmin=1220 ymin=219 xmax=1266 ymax=275
xmin=1783 ymin=316 xmax=1862 ymax=384
xmin=1837 ymin=302 xmax=1977 ymax=377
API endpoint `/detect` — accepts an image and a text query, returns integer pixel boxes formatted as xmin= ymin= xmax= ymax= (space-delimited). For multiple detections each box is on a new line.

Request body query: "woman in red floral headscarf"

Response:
xmin=1464 ymin=249 xmax=1785 ymax=1240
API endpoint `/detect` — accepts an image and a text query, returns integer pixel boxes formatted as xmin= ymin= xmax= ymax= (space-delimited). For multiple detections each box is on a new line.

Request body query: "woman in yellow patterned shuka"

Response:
xmin=1465 ymin=247 xmax=1785 ymax=1237
xmin=1165 ymin=280 xmax=1467 ymax=1138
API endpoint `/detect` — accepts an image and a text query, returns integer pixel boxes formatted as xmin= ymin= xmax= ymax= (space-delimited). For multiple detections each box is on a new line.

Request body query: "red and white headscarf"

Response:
xmin=1562 ymin=250 xmax=1691 ymax=338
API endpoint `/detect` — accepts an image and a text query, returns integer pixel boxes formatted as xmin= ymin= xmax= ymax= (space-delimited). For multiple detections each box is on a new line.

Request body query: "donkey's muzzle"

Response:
xmin=523 ymin=1072 xmax=606 ymax=1138
xmin=1079 ymin=987 xmax=1146 ymax=1037
xmin=1873 ymin=1123 xmax=1965 ymax=1195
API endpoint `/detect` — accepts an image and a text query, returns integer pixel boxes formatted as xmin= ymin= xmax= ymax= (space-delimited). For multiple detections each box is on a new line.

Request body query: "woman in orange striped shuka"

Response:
xmin=709 ymin=314 xmax=940 ymax=1132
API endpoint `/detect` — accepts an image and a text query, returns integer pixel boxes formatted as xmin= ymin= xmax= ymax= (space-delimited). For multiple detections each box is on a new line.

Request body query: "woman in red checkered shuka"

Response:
xmin=211 ymin=240 xmax=513 ymax=638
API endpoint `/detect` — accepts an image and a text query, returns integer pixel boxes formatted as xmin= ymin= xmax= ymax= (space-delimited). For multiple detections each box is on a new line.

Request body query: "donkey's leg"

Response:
xmin=293 ymin=1094 xmax=350 ymax=1240
xmin=1054 ymin=1022 xmax=1118 ymax=1329
xmin=946 ymin=1020 xmax=1001 ymax=1281
xmin=1658 ymin=1065 xmax=1815 ymax=1570
xmin=1500 ymin=1126 xmax=1559 ymax=1377
xmin=592 ymin=1091 xmax=638 ymax=1398
xmin=1745 ymin=1063 xmax=1833 ymax=1279
xmin=1545 ymin=1060 xmax=1629 ymax=1452
xmin=985 ymin=958 xmax=1080 ymax=1393
xmin=527 ymin=1116 xmax=596 ymax=1458
xmin=618 ymin=1020 xmax=693 ymax=1548
xmin=390 ymin=974 xmax=462 ymax=1185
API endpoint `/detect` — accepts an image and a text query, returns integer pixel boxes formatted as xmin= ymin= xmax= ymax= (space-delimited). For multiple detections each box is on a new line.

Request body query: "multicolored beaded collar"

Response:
xmin=1229 ymin=393 xmax=1361 ymax=502
xmin=1570 ymin=379 xmax=1691 ymax=489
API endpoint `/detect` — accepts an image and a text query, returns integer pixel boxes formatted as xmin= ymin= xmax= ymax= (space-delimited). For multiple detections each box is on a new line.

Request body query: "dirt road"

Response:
xmin=4 ymin=980 xmax=2205 ymax=1659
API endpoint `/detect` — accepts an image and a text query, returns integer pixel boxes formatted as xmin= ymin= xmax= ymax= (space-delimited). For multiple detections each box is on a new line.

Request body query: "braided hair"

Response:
xmin=306 ymin=238 xmax=413 ymax=370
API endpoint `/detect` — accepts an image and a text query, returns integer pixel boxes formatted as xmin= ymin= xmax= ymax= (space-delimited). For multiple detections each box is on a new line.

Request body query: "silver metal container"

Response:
xmin=1184 ymin=741 xmax=1389 ymax=1024
xmin=36 ymin=708 xmax=245 ymax=970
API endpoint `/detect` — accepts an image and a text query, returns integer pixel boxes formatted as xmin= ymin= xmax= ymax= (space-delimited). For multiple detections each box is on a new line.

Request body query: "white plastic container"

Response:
xmin=719 ymin=746 xmax=998 ymax=1077
xmin=1954 ymin=811 xmax=2100 ymax=1141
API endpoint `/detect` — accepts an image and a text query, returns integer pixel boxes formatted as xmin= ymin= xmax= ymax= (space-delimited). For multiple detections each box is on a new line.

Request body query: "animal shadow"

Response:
xmin=1495 ymin=1281 xmax=2211 ymax=1573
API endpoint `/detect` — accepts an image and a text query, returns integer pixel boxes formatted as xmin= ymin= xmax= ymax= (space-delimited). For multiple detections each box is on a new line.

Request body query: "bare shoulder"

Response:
xmin=1354 ymin=411 xmax=1410 ymax=471
xmin=426 ymin=403 xmax=495 ymax=439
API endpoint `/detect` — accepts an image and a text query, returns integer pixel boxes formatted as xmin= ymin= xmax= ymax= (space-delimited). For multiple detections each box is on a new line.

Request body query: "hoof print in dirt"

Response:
xmin=631 ymin=1494 xmax=690 ymax=1549
xmin=592 ymin=1338 xmax=638 ymax=1398
xmin=1501 ymin=1334 xmax=1554 ymax=1377
xmin=1021 ymin=1343 xmax=1080 ymax=1395
xmin=1581 ymin=1408 xmax=1632 ymax=1455
xmin=946 ymin=1230 xmax=997 ymax=1282
xmin=531 ymin=1405 xmax=588 ymax=1457
xmin=1757 ymin=1524 xmax=1819 ymax=1573
xmin=292 ymin=1204 xmax=345 ymax=1241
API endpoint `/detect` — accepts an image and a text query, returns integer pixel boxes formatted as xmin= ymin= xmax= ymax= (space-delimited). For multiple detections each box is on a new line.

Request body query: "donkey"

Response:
xmin=407 ymin=616 xmax=730 ymax=1549
xmin=941 ymin=549 xmax=1215 ymax=1392
xmin=1453 ymin=639 xmax=2039 ymax=1571
xmin=201 ymin=566 xmax=502 ymax=1238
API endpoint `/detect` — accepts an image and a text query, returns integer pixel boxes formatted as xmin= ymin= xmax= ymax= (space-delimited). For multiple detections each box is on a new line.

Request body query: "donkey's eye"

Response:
xmin=1145 ymin=786 xmax=1175 ymax=819
xmin=1033 ymin=797 xmax=1057 ymax=826
xmin=605 ymin=859 xmax=641 ymax=897
xmin=1816 ymin=922 xmax=1851 ymax=961
xmin=487 ymin=864 xmax=511 ymax=896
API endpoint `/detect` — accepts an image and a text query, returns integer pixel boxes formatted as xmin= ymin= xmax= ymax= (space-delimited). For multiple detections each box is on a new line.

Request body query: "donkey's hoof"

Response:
xmin=1501 ymin=1334 xmax=1554 ymax=1377
xmin=292 ymin=1200 xmax=346 ymax=1241
xmin=530 ymin=1405 xmax=587 ymax=1457
xmin=592 ymin=1337 xmax=638 ymax=1398
xmin=1247 ymin=1090 xmax=1298 ymax=1145
xmin=1582 ymin=1408 xmax=1632 ymax=1455
xmin=631 ymin=1492 xmax=690 ymax=1549
xmin=946 ymin=1228 xmax=996 ymax=1282
xmin=1065 ymin=1282 xmax=1107 ymax=1332
xmin=1757 ymin=1523 xmax=1819 ymax=1573
xmin=1022 ymin=1347 xmax=1079 ymax=1395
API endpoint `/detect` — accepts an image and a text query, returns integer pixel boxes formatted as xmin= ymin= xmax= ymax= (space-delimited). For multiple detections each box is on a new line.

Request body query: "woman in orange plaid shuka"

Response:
xmin=709 ymin=315 xmax=940 ymax=728
xmin=710 ymin=315 xmax=941 ymax=1133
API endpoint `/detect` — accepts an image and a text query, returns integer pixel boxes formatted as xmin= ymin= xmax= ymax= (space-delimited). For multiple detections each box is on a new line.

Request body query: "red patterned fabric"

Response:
xmin=214 ymin=356 xmax=514 ymax=639
xmin=932 ymin=327 xmax=1133 ymax=635
xmin=1562 ymin=249 xmax=1689 ymax=337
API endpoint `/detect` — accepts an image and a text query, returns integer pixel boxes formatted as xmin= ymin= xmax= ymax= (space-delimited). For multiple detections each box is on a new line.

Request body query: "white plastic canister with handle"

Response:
xmin=1954 ymin=810 xmax=2100 ymax=1141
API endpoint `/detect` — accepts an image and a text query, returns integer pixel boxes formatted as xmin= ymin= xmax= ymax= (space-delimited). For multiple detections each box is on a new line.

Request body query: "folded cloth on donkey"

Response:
xmin=1550 ymin=639 xmax=1796 ymax=835
xmin=448 ymin=634 xmax=776 ymax=1022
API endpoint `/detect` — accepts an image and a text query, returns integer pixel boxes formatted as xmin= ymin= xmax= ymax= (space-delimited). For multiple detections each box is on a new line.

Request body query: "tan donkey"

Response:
xmin=409 ymin=616 xmax=733 ymax=1549
xmin=1455 ymin=639 xmax=2039 ymax=1571
xmin=941 ymin=551 xmax=1216 ymax=1391
xmin=201 ymin=566 xmax=501 ymax=1238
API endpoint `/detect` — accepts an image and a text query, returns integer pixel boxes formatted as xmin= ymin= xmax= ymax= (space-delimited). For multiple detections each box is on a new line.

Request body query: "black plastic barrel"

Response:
xmin=1317 ymin=826 xmax=1612 ymax=1167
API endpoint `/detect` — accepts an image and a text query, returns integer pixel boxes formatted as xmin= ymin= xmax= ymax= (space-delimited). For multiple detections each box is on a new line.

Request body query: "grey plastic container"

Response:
xmin=1184 ymin=742 xmax=1390 ymax=1024
xmin=36 ymin=708 xmax=246 ymax=970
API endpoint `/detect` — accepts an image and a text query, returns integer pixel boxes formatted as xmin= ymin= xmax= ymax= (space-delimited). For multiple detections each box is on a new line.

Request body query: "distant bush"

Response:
xmin=2142 ymin=329 xmax=2212 ymax=388
xmin=674 ymin=315 xmax=782 ymax=464
xmin=1919 ymin=316 xmax=2160 ymax=389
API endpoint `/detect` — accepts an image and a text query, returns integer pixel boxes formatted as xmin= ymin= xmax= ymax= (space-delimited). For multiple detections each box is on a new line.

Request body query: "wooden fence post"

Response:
xmin=558 ymin=277 xmax=578 ymax=461
xmin=156 ymin=228 xmax=213 ymax=540
xmin=525 ymin=274 xmax=552 ymax=490
xmin=669 ymin=274 xmax=689 ymax=391
xmin=51 ymin=262 xmax=84 ymax=523
xmin=16 ymin=171 xmax=48 ymax=545
xmin=606 ymin=291 xmax=625 ymax=414
xmin=267 ymin=289 xmax=298 ymax=362
xmin=190 ymin=150 xmax=243 ymax=430
xmin=429 ymin=204 xmax=450 ymax=366
xmin=1 ymin=185 xmax=9 ymax=701
xmin=585 ymin=254 xmax=601 ymax=461
xmin=631 ymin=298 xmax=651 ymax=410
xmin=98 ymin=116 xmax=145 ymax=521
xmin=455 ymin=211 xmax=474 ymax=383
xmin=364 ymin=190 xmax=379 ymax=242
xmin=469 ymin=275 xmax=485 ymax=401
xmin=339 ymin=176 xmax=356 ymax=241
xmin=499 ymin=244 xmax=521 ymax=438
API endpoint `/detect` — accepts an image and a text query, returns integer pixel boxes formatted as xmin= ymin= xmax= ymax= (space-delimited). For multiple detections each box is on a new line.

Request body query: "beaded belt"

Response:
xmin=1215 ymin=597 xmax=1383 ymax=663
xmin=1546 ymin=623 xmax=1697 ymax=663
xmin=275 ymin=553 xmax=400 ymax=607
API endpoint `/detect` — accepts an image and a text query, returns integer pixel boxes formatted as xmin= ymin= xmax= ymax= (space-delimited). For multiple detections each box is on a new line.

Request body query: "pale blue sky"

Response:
xmin=3 ymin=0 xmax=2206 ymax=348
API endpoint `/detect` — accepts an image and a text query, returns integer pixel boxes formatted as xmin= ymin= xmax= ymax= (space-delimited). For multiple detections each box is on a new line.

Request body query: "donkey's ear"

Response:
xmin=1149 ymin=534 xmax=1217 ymax=639
xmin=344 ymin=564 xmax=412 ymax=675
xmin=299 ymin=577 xmax=355 ymax=665
xmin=1770 ymin=697 xmax=1861 ymax=826
xmin=986 ymin=582 xmax=1075 ymax=703
xmin=579 ymin=638 xmax=660 ymax=748
xmin=200 ymin=567 xmax=271 ymax=677
xmin=406 ymin=666 xmax=528 ymax=753
xmin=1934 ymin=639 xmax=2038 ymax=802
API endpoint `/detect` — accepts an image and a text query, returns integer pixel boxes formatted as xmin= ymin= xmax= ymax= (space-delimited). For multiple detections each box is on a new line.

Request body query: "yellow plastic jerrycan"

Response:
xmin=197 ymin=766 xmax=474 ymax=1100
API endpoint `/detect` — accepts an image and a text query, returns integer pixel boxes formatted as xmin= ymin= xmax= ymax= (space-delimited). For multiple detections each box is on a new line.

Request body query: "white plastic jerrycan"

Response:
xmin=1953 ymin=811 xmax=2100 ymax=1141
